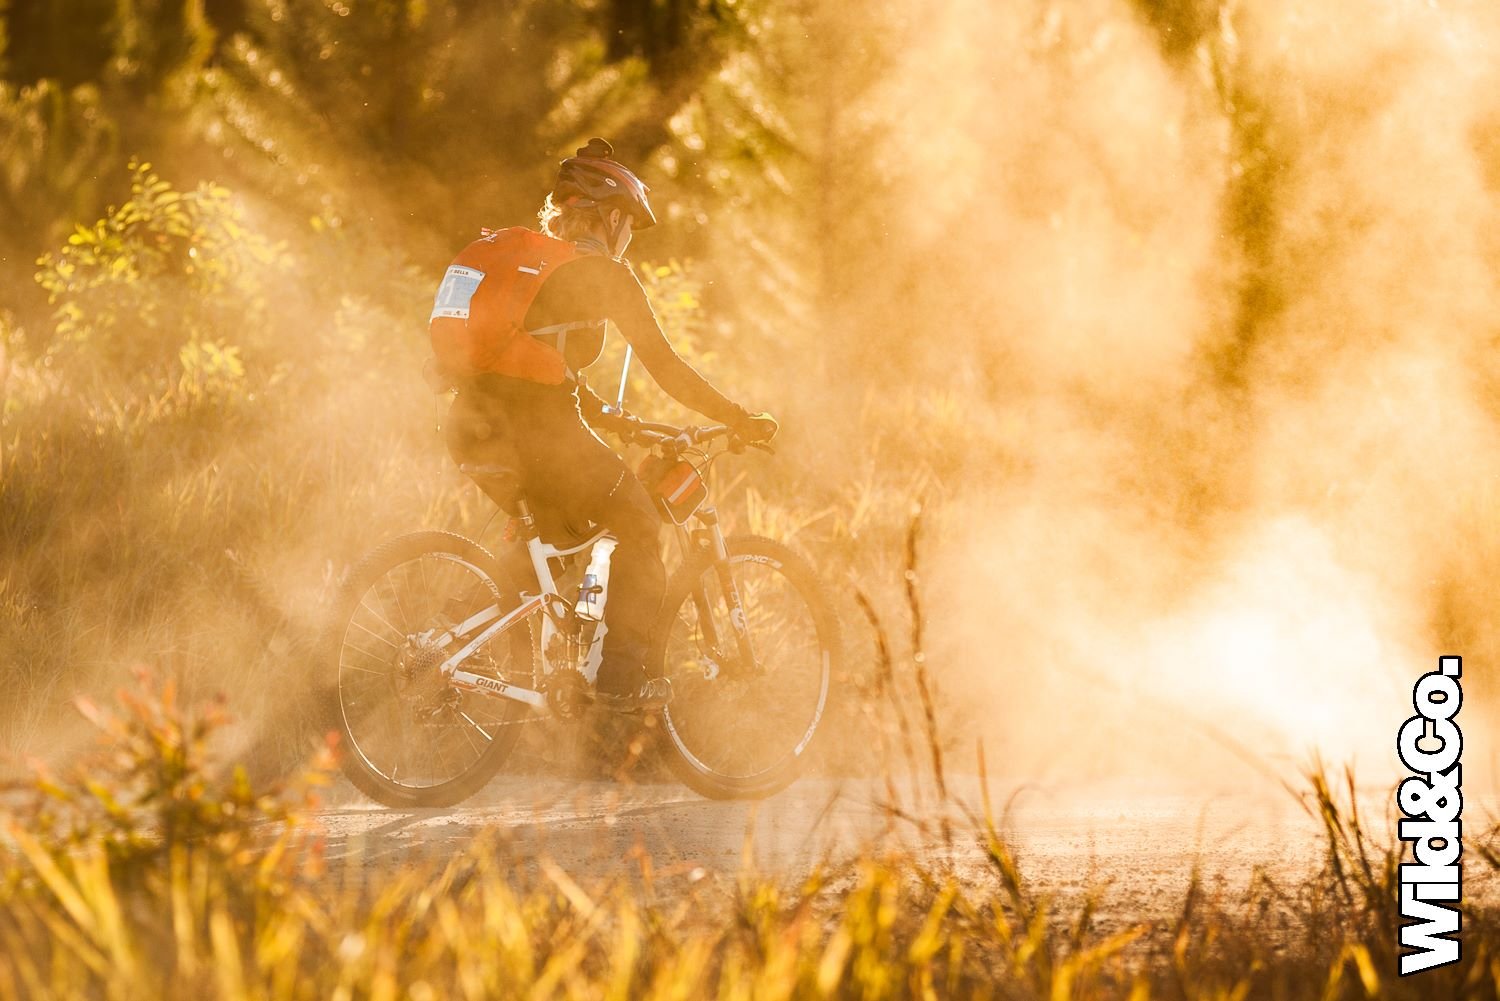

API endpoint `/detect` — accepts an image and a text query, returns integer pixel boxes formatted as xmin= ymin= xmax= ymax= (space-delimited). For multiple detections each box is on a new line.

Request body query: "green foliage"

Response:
xmin=177 ymin=337 xmax=245 ymax=403
xmin=0 ymin=0 xmax=798 ymax=313
xmin=34 ymin=160 xmax=286 ymax=407
xmin=195 ymin=0 xmax=601 ymax=242
xmin=0 ymin=80 xmax=118 ymax=272
xmin=0 ymin=0 xmax=214 ymax=94
xmin=639 ymin=259 xmax=706 ymax=344
xmin=0 ymin=674 xmax=331 ymax=998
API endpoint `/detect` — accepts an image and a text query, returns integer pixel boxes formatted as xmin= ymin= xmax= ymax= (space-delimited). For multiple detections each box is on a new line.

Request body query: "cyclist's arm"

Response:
xmin=577 ymin=380 xmax=616 ymax=426
xmin=591 ymin=262 xmax=750 ymax=428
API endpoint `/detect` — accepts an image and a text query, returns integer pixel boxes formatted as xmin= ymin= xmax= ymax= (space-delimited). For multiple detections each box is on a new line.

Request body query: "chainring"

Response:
xmin=546 ymin=669 xmax=591 ymax=719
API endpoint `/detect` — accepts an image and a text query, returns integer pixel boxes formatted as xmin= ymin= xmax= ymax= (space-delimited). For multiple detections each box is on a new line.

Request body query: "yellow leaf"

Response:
xmin=6 ymin=825 xmax=97 ymax=937
xmin=1347 ymin=943 xmax=1379 ymax=996
xmin=211 ymin=906 xmax=247 ymax=1000
xmin=816 ymin=926 xmax=853 ymax=993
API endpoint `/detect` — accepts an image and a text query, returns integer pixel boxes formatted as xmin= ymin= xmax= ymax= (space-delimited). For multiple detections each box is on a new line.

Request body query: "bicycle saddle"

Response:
xmin=458 ymin=462 xmax=525 ymax=514
xmin=458 ymin=463 xmax=599 ymax=545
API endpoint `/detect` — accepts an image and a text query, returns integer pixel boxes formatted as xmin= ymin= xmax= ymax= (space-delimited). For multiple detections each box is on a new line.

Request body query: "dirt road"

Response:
xmin=318 ymin=775 xmax=1348 ymax=925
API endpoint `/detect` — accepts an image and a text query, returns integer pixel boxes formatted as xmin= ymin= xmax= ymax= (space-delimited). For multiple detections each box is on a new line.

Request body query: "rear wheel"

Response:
xmin=653 ymin=536 xmax=839 ymax=799
xmin=325 ymin=531 xmax=538 ymax=807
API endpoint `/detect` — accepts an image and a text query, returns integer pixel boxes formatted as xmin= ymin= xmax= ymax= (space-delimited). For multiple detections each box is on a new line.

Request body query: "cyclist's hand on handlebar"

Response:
xmin=732 ymin=409 xmax=779 ymax=445
xmin=594 ymin=408 xmax=639 ymax=436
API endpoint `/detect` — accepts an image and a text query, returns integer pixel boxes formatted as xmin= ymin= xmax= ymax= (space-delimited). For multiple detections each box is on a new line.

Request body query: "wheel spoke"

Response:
xmin=332 ymin=537 xmax=538 ymax=803
xmin=344 ymin=636 xmax=395 ymax=663
xmin=349 ymin=617 xmax=400 ymax=649
xmin=360 ymin=587 xmax=408 ymax=635
xmin=369 ymin=581 xmax=406 ymax=637
xmin=339 ymin=662 xmax=386 ymax=677
xmin=427 ymin=720 xmax=458 ymax=782
xmin=458 ymin=709 xmax=494 ymax=743
xmin=661 ymin=548 xmax=832 ymax=788
xmin=388 ymin=574 xmax=413 ymax=635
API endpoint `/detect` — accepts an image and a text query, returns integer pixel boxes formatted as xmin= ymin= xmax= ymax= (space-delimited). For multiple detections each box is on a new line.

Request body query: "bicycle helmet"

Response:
xmin=552 ymin=137 xmax=658 ymax=229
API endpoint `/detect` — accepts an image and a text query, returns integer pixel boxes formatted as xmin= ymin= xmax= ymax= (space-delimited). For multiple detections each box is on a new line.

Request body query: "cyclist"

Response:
xmin=432 ymin=137 xmax=778 ymax=712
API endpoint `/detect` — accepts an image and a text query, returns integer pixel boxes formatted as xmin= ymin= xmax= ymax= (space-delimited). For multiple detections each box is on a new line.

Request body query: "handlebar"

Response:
xmin=603 ymin=415 xmax=774 ymax=455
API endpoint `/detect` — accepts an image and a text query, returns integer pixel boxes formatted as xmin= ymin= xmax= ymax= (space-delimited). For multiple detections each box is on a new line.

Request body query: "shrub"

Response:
xmin=33 ymin=160 xmax=288 ymax=410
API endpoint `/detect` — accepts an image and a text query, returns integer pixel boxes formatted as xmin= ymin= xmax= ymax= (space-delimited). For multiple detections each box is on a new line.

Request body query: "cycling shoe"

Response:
xmin=594 ymin=677 xmax=674 ymax=713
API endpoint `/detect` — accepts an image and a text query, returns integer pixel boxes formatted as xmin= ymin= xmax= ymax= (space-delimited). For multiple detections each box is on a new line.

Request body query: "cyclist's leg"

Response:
xmin=445 ymin=390 xmax=537 ymax=584
xmin=445 ymin=389 xmax=521 ymax=507
xmin=485 ymin=382 xmax=666 ymax=695
xmin=580 ymin=471 xmax=664 ymax=694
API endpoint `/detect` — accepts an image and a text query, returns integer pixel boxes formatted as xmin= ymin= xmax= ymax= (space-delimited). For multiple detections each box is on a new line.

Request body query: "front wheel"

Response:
xmin=653 ymin=535 xmax=840 ymax=800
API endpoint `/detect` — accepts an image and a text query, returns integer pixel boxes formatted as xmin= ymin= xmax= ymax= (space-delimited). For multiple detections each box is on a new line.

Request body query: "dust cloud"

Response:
xmin=836 ymin=0 xmax=1500 ymax=791
xmin=8 ymin=0 xmax=1499 ymax=801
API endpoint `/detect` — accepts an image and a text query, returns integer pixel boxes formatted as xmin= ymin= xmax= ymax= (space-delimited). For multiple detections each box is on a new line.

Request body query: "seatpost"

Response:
xmin=513 ymin=498 xmax=538 ymax=539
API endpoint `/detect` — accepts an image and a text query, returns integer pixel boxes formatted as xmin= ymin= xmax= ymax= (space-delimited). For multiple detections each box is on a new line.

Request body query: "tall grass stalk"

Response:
xmin=2 ymin=669 xmax=1494 ymax=999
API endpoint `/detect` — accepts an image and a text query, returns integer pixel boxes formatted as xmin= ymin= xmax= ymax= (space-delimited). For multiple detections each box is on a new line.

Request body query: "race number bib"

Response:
xmin=430 ymin=265 xmax=485 ymax=320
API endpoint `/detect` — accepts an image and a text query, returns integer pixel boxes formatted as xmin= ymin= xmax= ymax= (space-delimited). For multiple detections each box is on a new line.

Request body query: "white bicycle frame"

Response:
xmin=431 ymin=356 xmax=762 ymax=713
xmin=436 ymin=344 xmax=638 ymax=708
xmin=430 ymin=515 xmax=615 ymax=711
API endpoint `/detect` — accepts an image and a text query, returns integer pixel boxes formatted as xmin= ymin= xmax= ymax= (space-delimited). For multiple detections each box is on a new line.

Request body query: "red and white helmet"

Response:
xmin=552 ymin=137 xmax=657 ymax=229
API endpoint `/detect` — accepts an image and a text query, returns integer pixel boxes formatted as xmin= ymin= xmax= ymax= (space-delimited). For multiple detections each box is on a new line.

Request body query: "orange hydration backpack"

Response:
xmin=429 ymin=227 xmax=581 ymax=384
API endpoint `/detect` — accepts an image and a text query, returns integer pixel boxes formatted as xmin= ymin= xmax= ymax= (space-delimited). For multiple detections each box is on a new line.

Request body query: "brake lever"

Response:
xmin=605 ymin=418 xmax=639 ymax=443
xmin=725 ymin=432 xmax=772 ymax=455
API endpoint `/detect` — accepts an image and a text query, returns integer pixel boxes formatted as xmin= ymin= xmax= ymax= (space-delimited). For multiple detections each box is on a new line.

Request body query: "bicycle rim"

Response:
xmin=336 ymin=547 xmax=534 ymax=796
xmin=660 ymin=548 xmax=831 ymax=787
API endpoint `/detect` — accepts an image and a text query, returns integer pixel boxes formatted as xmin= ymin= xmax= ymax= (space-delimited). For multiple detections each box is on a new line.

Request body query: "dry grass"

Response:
xmin=0 ymin=673 xmax=1491 ymax=1000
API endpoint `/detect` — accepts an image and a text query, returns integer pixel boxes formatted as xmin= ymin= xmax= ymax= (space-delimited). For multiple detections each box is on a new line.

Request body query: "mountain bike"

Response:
xmin=324 ymin=418 xmax=840 ymax=807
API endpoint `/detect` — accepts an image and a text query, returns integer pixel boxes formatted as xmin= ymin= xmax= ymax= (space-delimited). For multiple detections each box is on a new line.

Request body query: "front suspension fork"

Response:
xmin=688 ymin=510 xmax=760 ymax=678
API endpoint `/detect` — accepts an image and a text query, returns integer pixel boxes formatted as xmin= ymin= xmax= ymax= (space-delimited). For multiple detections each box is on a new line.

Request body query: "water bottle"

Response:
xmin=575 ymin=538 xmax=617 ymax=622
